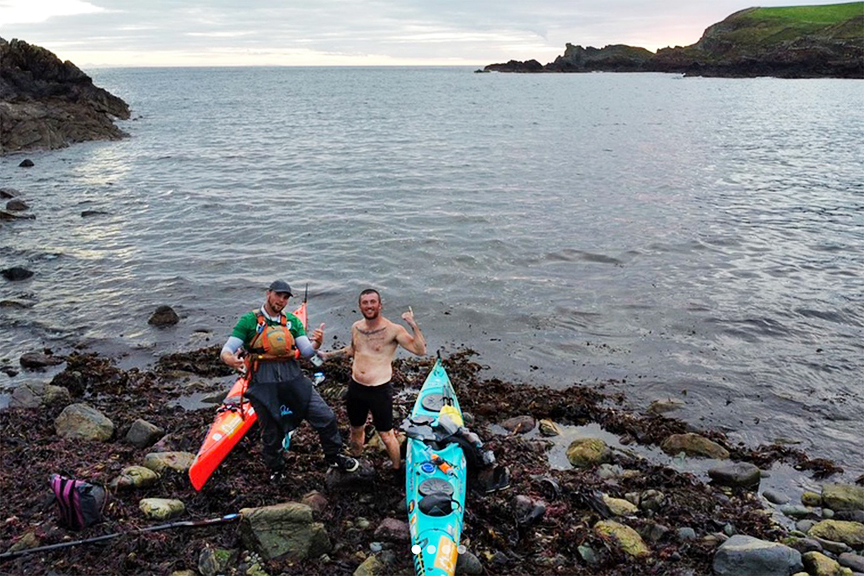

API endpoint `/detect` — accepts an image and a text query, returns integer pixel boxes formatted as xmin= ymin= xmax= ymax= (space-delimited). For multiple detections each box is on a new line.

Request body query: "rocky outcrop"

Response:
xmin=484 ymin=5 xmax=864 ymax=78
xmin=0 ymin=37 xmax=130 ymax=155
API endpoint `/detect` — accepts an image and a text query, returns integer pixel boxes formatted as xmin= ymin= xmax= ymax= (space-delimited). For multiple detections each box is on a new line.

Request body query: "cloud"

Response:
xmin=0 ymin=0 xmax=104 ymax=25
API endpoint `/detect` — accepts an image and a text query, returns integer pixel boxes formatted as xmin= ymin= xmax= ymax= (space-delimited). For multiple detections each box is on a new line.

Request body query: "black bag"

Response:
xmin=50 ymin=474 xmax=106 ymax=530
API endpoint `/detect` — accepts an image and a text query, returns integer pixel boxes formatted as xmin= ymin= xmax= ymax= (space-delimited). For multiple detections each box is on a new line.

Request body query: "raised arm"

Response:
xmin=397 ymin=307 xmax=427 ymax=356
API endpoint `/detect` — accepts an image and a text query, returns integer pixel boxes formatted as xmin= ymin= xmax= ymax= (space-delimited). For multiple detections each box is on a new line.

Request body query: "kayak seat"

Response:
xmin=418 ymin=492 xmax=453 ymax=517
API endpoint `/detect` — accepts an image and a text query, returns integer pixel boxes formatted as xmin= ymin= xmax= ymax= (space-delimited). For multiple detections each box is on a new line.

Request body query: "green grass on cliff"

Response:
xmin=727 ymin=2 xmax=864 ymax=44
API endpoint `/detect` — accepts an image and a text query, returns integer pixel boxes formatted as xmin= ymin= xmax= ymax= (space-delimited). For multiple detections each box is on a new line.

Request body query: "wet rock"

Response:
xmin=0 ymin=187 xmax=19 ymax=198
xmin=836 ymin=510 xmax=864 ymax=523
xmin=661 ymin=432 xmax=729 ymax=459
xmin=0 ymin=299 xmax=34 ymax=309
xmin=803 ymin=551 xmax=845 ymax=576
xmin=639 ymin=521 xmax=670 ymax=543
xmin=7 ymin=530 xmax=40 ymax=553
xmin=10 ymin=381 xmax=70 ymax=408
xmin=602 ymin=494 xmax=638 ymax=516
xmin=373 ymin=518 xmax=409 ymax=542
xmin=802 ymin=491 xmax=824 ymax=507
xmin=565 ymin=437 xmax=610 ymax=468
xmin=808 ymin=520 xmax=864 ymax=548
xmin=813 ymin=536 xmax=851 ymax=555
xmin=143 ymin=451 xmax=195 ymax=474
xmin=763 ymin=489 xmax=791 ymax=505
xmin=19 ymin=159 xmax=34 ymax=167
xmin=712 ymin=535 xmax=803 ymax=576
xmin=577 ymin=544 xmax=599 ymax=565
xmin=239 ymin=502 xmax=331 ymax=561
xmin=783 ymin=536 xmax=823 ymax=554
xmin=110 ymin=465 xmax=160 ymax=490
xmin=198 ymin=547 xmax=237 ymax=576
xmin=81 ymin=210 xmax=110 ymax=217
xmin=538 ymin=419 xmax=562 ymax=436
xmin=125 ymin=418 xmax=165 ymax=448
xmin=677 ymin=527 xmax=697 ymax=541
xmin=300 ymin=490 xmax=328 ymax=514
xmin=148 ymin=305 xmax=180 ymax=327
xmin=708 ymin=461 xmax=762 ymax=489
xmin=0 ymin=210 xmax=35 ymax=220
xmin=638 ymin=489 xmax=666 ymax=512
xmin=456 ymin=549 xmax=483 ymax=574
xmin=19 ymin=351 xmax=64 ymax=369
xmin=55 ymin=403 xmax=114 ymax=441
xmin=499 ymin=415 xmax=535 ymax=433
xmin=6 ymin=199 xmax=28 ymax=211
xmin=594 ymin=520 xmax=650 ymax=558
xmin=139 ymin=497 xmax=185 ymax=520
xmin=647 ymin=398 xmax=685 ymax=414
xmin=2 ymin=267 xmax=34 ymax=281
xmin=823 ymin=484 xmax=864 ymax=512
xmin=783 ymin=505 xmax=819 ymax=519
xmin=354 ymin=554 xmax=384 ymax=576
xmin=838 ymin=552 xmax=864 ymax=573
xmin=798 ymin=520 xmax=817 ymax=533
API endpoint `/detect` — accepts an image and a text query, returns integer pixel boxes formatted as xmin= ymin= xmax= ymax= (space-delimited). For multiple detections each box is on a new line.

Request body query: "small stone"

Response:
xmin=20 ymin=351 xmax=64 ymax=369
xmin=499 ymin=415 xmax=535 ymax=433
xmin=661 ymin=433 xmax=729 ymax=459
xmin=708 ymin=462 xmax=762 ymax=489
xmin=647 ymin=398 xmax=685 ymax=414
xmin=566 ymin=438 xmax=610 ymax=468
xmin=594 ymin=520 xmax=650 ymax=558
xmin=148 ymin=305 xmax=180 ymax=327
xmin=602 ymin=494 xmax=639 ymax=516
xmin=802 ymin=551 xmax=843 ymax=576
xmin=838 ymin=552 xmax=864 ymax=573
xmin=455 ymin=549 xmax=484 ymax=574
xmin=2 ymin=267 xmax=34 ymax=281
xmin=139 ymin=498 xmax=185 ymax=520
xmin=763 ymin=490 xmax=790 ymax=505
xmin=538 ymin=419 xmax=562 ymax=436
xmin=801 ymin=491 xmax=823 ymax=507
xmin=6 ymin=199 xmax=29 ymax=211
xmin=19 ymin=159 xmax=34 ymax=167
xmin=677 ymin=527 xmax=697 ymax=541
xmin=125 ymin=419 xmax=165 ymax=448
xmin=577 ymin=544 xmax=598 ymax=565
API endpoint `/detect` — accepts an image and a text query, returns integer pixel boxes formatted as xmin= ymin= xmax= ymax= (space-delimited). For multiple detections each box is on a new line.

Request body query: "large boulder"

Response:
xmin=54 ymin=403 xmax=114 ymax=441
xmin=661 ymin=433 xmax=729 ymax=459
xmin=0 ymin=37 xmax=130 ymax=155
xmin=239 ymin=502 xmax=331 ymax=561
xmin=822 ymin=484 xmax=864 ymax=512
xmin=712 ymin=535 xmax=803 ymax=576
xmin=808 ymin=520 xmax=864 ymax=548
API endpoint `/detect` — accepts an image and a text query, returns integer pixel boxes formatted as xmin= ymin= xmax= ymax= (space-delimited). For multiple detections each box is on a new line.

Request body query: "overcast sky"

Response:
xmin=0 ymin=0 xmax=854 ymax=67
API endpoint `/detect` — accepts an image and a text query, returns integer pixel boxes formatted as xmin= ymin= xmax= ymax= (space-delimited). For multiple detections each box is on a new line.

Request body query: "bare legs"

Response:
xmin=349 ymin=425 xmax=401 ymax=470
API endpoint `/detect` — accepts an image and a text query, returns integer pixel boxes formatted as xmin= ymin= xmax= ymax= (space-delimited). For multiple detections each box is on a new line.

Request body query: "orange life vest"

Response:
xmin=248 ymin=310 xmax=296 ymax=361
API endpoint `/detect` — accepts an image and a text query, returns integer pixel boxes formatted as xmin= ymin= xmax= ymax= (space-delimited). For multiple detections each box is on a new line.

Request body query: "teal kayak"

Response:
xmin=403 ymin=358 xmax=467 ymax=576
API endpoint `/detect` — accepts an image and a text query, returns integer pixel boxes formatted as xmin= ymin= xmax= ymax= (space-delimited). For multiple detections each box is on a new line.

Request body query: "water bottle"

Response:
xmin=310 ymin=354 xmax=324 ymax=367
xmin=313 ymin=372 xmax=325 ymax=386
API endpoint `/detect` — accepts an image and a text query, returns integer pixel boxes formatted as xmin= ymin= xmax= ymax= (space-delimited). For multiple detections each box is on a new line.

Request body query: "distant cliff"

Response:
xmin=0 ymin=37 xmax=131 ymax=155
xmin=484 ymin=3 xmax=864 ymax=78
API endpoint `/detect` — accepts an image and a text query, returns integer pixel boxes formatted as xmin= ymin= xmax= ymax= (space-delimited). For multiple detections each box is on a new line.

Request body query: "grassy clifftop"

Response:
xmin=486 ymin=2 xmax=864 ymax=78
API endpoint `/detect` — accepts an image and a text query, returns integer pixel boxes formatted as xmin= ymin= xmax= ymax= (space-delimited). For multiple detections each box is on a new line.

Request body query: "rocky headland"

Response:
xmin=0 ymin=37 xmax=130 ymax=155
xmin=1 ymin=346 xmax=863 ymax=576
xmin=484 ymin=3 xmax=864 ymax=78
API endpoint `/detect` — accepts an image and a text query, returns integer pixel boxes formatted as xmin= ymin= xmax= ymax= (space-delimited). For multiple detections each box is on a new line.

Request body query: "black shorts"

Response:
xmin=345 ymin=379 xmax=394 ymax=432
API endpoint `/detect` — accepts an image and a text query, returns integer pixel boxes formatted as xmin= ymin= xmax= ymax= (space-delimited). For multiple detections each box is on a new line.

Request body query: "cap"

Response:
xmin=268 ymin=280 xmax=293 ymax=296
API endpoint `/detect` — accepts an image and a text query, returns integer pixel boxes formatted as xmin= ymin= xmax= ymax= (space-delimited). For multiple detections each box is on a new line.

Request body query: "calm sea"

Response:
xmin=1 ymin=67 xmax=862 ymax=474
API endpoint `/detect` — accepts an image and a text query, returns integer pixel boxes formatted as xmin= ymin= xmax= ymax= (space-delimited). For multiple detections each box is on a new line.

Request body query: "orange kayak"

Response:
xmin=188 ymin=301 xmax=308 ymax=491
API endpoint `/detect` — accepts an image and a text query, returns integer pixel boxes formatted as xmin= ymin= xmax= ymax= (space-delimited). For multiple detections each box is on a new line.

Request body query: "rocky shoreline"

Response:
xmin=482 ymin=6 xmax=864 ymax=78
xmin=0 ymin=38 xmax=130 ymax=156
xmin=1 ymin=346 xmax=863 ymax=576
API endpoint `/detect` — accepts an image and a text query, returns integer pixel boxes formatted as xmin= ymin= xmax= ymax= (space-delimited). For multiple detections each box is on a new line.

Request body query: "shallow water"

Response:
xmin=1 ymin=67 xmax=862 ymax=475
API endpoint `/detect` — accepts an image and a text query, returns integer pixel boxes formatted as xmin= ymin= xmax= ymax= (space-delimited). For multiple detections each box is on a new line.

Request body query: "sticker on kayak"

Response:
xmin=433 ymin=536 xmax=457 ymax=573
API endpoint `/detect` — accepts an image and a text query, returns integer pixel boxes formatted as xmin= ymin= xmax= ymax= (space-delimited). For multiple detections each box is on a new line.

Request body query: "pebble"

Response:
xmin=763 ymin=490 xmax=790 ymax=505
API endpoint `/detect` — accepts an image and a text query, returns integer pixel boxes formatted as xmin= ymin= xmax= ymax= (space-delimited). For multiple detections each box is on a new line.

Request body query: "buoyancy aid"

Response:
xmin=248 ymin=310 xmax=296 ymax=361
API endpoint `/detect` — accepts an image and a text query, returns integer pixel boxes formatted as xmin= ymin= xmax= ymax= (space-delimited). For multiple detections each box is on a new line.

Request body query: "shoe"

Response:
xmin=269 ymin=469 xmax=286 ymax=483
xmin=328 ymin=454 xmax=359 ymax=473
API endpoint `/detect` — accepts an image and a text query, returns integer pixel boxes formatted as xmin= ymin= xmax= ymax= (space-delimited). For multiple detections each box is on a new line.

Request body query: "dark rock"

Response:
xmin=0 ymin=37 xmax=131 ymax=155
xmin=712 ymin=535 xmax=803 ymax=576
xmin=511 ymin=494 xmax=546 ymax=528
xmin=373 ymin=518 xmax=409 ymax=542
xmin=499 ymin=415 xmax=535 ymax=433
xmin=0 ymin=210 xmax=35 ymax=220
xmin=2 ymin=266 xmax=34 ymax=281
xmin=148 ymin=305 xmax=180 ymax=327
xmin=125 ymin=418 xmax=165 ymax=448
xmin=6 ymin=199 xmax=29 ymax=211
xmin=20 ymin=351 xmax=64 ymax=369
xmin=81 ymin=210 xmax=109 ymax=217
xmin=0 ymin=187 xmax=19 ymax=198
xmin=708 ymin=461 xmax=762 ymax=489
xmin=762 ymin=489 xmax=790 ymax=505
xmin=455 ymin=550 xmax=483 ymax=574
xmin=18 ymin=159 xmax=34 ymax=167
xmin=839 ymin=552 xmax=864 ymax=573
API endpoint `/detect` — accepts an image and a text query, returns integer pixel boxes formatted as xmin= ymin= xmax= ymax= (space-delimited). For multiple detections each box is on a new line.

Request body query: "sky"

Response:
xmin=0 ymin=0 xmax=856 ymax=67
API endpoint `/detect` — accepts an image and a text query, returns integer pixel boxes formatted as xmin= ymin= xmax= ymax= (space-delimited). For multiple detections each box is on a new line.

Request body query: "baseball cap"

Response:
xmin=268 ymin=280 xmax=293 ymax=295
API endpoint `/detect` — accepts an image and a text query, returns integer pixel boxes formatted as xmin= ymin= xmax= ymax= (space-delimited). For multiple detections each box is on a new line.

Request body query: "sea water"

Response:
xmin=1 ymin=67 xmax=862 ymax=475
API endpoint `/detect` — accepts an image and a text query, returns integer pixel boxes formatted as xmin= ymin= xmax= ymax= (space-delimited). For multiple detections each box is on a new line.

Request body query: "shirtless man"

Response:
xmin=322 ymin=289 xmax=426 ymax=470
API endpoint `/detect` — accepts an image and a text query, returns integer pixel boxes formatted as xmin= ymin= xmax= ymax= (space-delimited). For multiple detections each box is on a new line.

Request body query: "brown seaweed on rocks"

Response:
xmin=0 ymin=347 xmax=829 ymax=575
